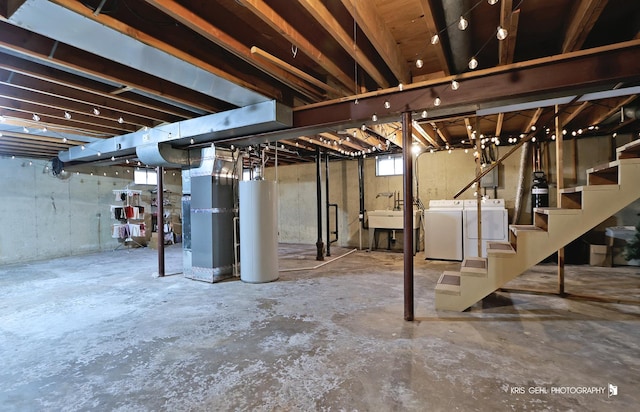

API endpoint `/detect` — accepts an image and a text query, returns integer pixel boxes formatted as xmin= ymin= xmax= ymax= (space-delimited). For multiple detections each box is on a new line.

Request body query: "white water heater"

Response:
xmin=239 ymin=180 xmax=279 ymax=283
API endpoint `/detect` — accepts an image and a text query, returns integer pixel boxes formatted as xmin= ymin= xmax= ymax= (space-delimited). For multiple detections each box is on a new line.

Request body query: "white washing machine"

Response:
xmin=463 ymin=199 xmax=509 ymax=258
xmin=424 ymin=199 xmax=464 ymax=261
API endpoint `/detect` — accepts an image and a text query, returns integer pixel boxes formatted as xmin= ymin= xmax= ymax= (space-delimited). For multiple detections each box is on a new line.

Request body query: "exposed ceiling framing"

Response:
xmin=0 ymin=0 xmax=637 ymax=166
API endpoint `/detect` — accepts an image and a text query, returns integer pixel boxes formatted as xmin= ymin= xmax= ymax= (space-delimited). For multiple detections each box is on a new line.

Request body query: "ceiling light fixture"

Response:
xmin=23 ymin=126 xmax=29 ymax=133
xmin=372 ymin=113 xmax=378 ymax=122
xmin=421 ymin=110 xmax=428 ymax=118
xmin=488 ymin=0 xmax=499 ymax=5
xmin=468 ymin=57 xmax=478 ymax=70
xmin=64 ymin=111 xmax=72 ymax=120
xmin=398 ymin=83 xmax=404 ymax=91
xmin=434 ymin=97 xmax=441 ymax=106
xmin=93 ymin=108 xmax=100 ymax=115
xmin=451 ymin=80 xmax=460 ymax=90
xmin=416 ymin=59 xmax=424 ymax=69
xmin=32 ymin=114 xmax=40 ymax=122
xmin=384 ymin=100 xmax=391 ymax=109
xmin=430 ymin=34 xmax=440 ymax=45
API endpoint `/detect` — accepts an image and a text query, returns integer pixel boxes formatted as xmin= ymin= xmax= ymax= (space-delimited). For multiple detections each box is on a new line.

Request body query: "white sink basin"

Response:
xmin=368 ymin=210 xmax=421 ymax=229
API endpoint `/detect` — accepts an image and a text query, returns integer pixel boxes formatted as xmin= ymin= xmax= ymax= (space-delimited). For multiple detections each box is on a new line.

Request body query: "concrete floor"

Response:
xmin=1 ymin=244 xmax=638 ymax=411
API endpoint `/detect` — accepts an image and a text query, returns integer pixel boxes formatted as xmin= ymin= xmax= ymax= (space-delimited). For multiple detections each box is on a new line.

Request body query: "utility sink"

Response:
xmin=367 ymin=210 xmax=421 ymax=229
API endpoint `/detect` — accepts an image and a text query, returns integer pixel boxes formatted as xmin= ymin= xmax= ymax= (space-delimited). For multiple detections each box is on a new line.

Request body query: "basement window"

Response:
xmin=376 ymin=155 xmax=403 ymax=176
xmin=134 ymin=169 xmax=158 ymax=185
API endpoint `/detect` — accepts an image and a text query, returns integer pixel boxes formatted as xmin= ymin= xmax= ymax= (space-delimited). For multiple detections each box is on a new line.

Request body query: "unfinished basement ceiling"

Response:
xmin=0 ymin=0 xmax=639 ymax=165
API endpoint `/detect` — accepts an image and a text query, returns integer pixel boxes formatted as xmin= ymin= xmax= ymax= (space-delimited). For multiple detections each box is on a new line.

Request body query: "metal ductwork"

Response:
xmin=58 ymin=100 xmax=292 ymax=162
xmin=6 ymin=0 xmax=269 ymax=107
xmin=136 ymin=142 xmax=191 ymax=168
xmin=441 ymin=0 xmax=473 ymax=74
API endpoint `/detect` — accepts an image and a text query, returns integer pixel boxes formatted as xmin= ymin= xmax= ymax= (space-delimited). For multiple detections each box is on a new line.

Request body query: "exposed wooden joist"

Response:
xmin=250 ymin=47 xmax=341 ymax=97
xmin=340 ymin=0 xmax=409 ymax=84
xmin=417 ymin=0 xmax=450 ymax=76
xmin=464 ymin=117 xmax=475 ymax=141
xmin=524 ymin=108 xmax=544 ymax=132
xmin=560 ymin=101 xmax=590 ymax=127
xmin=0 ymin=23 xmax=226 ymax=114
xmin=280 ymin=139 xmax=315 ymax=152
xmin=562 ymin=0 xmax=609 ymax=53
xmin=499 ymin=8 xmax=520 ymax=65
xmin=0 ymin=52 xmax=192 ymax=121
xmin=320 ymin=132 xmax=365 ymax=152
xmin=429 ymin=121 xmax=450 ymax=145
xmin=413 ymin=121 xmax=440 ymax=148
xmin=0 ymin=129 xmax=85 ymax=145
xmin=144 ymin=0 xmax=325 ymax=101
xmin=49 ymin=0 xmax=283 ymax=101
xmin=494 ymin=113 xmax=505 ymax=137
xmin=587 ymin=95 xmax=637 ymax=126
xmin=240 ymin=0 xmax=355 ymax=92
xmin=299 ymin=0 xmax=390 ymax=88
xmin=354 ymin=127 xmax=386 ymax=149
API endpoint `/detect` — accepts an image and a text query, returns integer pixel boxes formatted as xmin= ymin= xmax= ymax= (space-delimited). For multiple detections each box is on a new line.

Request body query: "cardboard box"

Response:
xmin=605 ymin=226 xmax=638 ymax=266
xmin=589 ymin=244 xmax=612 ymax=267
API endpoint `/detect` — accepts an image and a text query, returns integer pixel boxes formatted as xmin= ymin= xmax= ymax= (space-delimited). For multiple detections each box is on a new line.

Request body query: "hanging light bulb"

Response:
xmin=372 ymin=113 xmax=378 ymax=122
xmin=488 ymin=0 xmax=499 ymax=5
xmin=398 ymin=83 xmax=404 ymax=91
xmin=421 ymin=110 xmax=428 ymax=118
xmin=551 ymin=135 xmax=556 ymax=140
xmin=190 ymin=138 xmax=195 ymax=144
xmin=457 ymin=16 xmax=468 ymax=31
xmin=64 ymin=111 xmax=72 ymax=120
xmin=93 ymin=108 xmax=100 ymax=115
xmin=111 ymin=156 xmax=115 ymax=161
xmin=430 ymin=34 xmax=440 ymax=45
xmin=496 ymin=26 xmax=508 ymax=40
xmin=117 ymin=117 xmax=124 ymax=124
xmin=97 ymin=151 xmax=102 ymax=156
xmin=384 ymin=100 xmax=391 ymax=109
xmin=415 ymin=59 xmax=424 ymax=69
xmin=62 ymin=137 xmax=67 ymax=143
xmin=451 ymin=80 xmax=460 ymax=90
xmin=32 ymin=114 xmax=40 ymax=122
xmin=42 ymin=127 xmax=47 ymax=132
xmin=0 ymin=115 xmax=5 ymax=122
xmin=23 ymin=126 xmax=29 ymax=133
xmin=434 ymin=97 xmax=441 ymax=106
xmin=81 ymin=145 xmax=85 ymax=151
xmin=468 ymin=57 xmax=478 ymax=70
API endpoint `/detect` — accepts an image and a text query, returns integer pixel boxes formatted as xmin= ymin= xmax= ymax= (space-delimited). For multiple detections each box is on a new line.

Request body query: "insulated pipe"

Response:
xmin=157 ymin=166 xmax=165 ymax=277
xmin=402 ymin=111 xmax=414 ymax=321
xmin=325 ymin=151 xmax=331 ymax=257
xmin=315 ymin=146 xmax=324 ymax=261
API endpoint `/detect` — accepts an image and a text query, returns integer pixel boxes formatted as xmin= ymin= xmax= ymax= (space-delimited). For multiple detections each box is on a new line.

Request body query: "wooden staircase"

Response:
xmin=435 ymin=139 xmax=640 ymax=311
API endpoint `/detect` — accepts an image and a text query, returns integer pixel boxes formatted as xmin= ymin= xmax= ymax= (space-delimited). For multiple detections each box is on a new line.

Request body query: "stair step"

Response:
xmin=460 ymin=257 xmax=487 ymax=276
xmin=487 ymin=241 xmax=516 ymax=254
xmin=560 ymin=184 xmax=620 ymax=209
xmin=559 ymin=184 xmax=619 ymax=194
xmin=435 ymin=272 xmax=461 ymax=295
xmin=534 ymin=207 xmax=582 ymax=215
xmin=586 ymin=161 xmax=619 ymax=185
xmin=616 ymin=138 xmax=640 ymax=160
xmin=510 ymin=224 xmax=545 ymax=234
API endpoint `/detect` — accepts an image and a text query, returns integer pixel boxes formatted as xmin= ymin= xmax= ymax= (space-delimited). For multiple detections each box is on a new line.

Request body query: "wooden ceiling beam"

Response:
xmin=562 ymin=0 xmax=609 ymax=53
xmin=0 ymin=75 xmax=150 ymax=129
xmin=144 ymin=0 xmax=326 ymax=101
xmin=280 ymin=139 xmax=315 ymax=152
xmin=417 ymin=0 xmax=451 ymax=76
xmin=50 ymin=0 xmax=282 ymax=101
xmin=0 ymin=52 xmax=192 ymax=121
xmin=499 ymin=8 xmax=520 ymax=65
xmin=320 ymin=132 xmax=365 ymax=151
xmin=299 ymin=0 xmax=390 ymax=88
xmin=0 ymin=129 xmax=84 ymax=145
xmin=0 ymin=22 xmax=226 ymax=114
xmin=429 ymin=121 xmax=450 ymax=145
xmin=587 ymin=95 xmax=637 ymax=126
xmin=413 ymin=121 xmax=440 ymax=148
xmin=464 ymin=117 xmax=476 ymax=141
xmin=240 ymin=0 xmax=355 ymax=92
xmin=340 ymin=0 xmax=409 ymax=85
xmin=524 ymin=108 xmax=544 ymax=132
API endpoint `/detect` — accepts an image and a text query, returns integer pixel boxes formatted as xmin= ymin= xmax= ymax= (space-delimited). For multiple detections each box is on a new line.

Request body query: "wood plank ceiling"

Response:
xmin=0 ymin=0 xmax=639 ymax=166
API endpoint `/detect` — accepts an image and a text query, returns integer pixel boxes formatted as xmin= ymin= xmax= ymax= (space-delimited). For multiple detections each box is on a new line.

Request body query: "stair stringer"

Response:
xmin=435 ymin=159 xmax=640 ymax=311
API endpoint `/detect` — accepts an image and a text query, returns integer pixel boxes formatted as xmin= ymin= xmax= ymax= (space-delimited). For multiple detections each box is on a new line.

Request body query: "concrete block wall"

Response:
xmin=0 ymin=157 xmax=181 ymax=265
